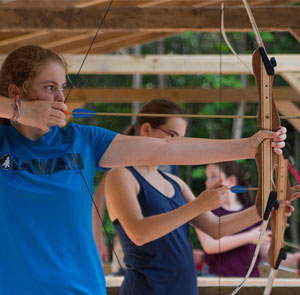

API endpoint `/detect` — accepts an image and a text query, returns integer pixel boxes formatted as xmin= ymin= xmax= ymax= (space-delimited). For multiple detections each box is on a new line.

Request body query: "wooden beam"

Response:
xmin=66 ymin=87 xmax=300 ymax=103
xmin=289 ymin=28 xmax=300 ymax=42
xmin=276 ymin=101 xmax=300 ymax=133
xmin=61 ymin=32 xmax=174 ymax=54
xmin=0 ymin=54 xmax=298 ymax=74
xmin=280 ymin=73 xmax=300 ymax=95
xmin=0 ymin=31 xmax=48 ymax=47
xmin=0 ymin=7 xmax=299 ymax=32
xmin=105 ymin=276 xmax=300 ymax=295
xmin=37 ymin=54 xmax=300 ymax=74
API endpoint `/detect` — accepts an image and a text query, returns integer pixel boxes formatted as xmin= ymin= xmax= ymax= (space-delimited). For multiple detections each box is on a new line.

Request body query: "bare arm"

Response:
xmin=172 ymin=176 xmax=262 ymax=240
xmin=105 ymin=167 xmax=228 ymax=246
xmin=191 ymin=206 xmax=261 ymax=239
xmin=100 ymin=130 xmax=285 ymax=169
xmin=195 ymin=226 xmax=263 ymax=254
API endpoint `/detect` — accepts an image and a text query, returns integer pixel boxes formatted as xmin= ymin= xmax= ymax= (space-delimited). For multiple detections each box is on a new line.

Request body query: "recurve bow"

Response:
xmin=230 ymin=1 xmax=292 ymax=294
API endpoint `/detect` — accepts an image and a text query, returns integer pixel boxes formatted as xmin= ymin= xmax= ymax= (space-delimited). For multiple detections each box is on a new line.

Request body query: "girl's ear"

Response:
xmin=7 ymin=84 xmax=21 ymax=99
xmin=140 ymin=122 xmax=153 ymax=137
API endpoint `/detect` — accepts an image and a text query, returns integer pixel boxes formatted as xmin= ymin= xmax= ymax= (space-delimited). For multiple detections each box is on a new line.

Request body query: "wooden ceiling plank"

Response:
xmin=75 ymin=0 xmax=110 ymax=8
xmin=0 ymin=31 xmax=48 ymax=46
xmin=63 ymin=33 xmax=175 ymax=54
xmin=66 ymin=87 xmax=300 ymax=104
xmin=192 ymin=0 xmax=222 ymax=8
xmin=1 ymin=54 xmax=292 ymax=74
xmin=138 ymin=0 xmax=173 ymax=8
xmin=1 ymin=0 xmax=298 ymax=8
xmin=84 ymin=33 xmax=175 ymax=54
xmin=0 ymin=32 xmax=75 ymax=53
xmin=61 ymin=32 xmax=143 ymax=53
xmin=42 ymin=32 xmax=97 ymax=48
xmin=54 ymin=54 xmax=300 ymax=75
xmin=0 ymin=7 xmax=299 ymax=32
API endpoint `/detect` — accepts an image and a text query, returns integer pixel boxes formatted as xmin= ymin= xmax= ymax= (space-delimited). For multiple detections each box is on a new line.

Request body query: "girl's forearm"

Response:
xmin=126 ymin=198 xmax=211 ymax=246
xmin=101 ymin=135 xmax=254 ymax=168
xmin=198 ymin=230 xmax=254 ymax=254
xmin=219 ymin=206 xmax=260 ymax=237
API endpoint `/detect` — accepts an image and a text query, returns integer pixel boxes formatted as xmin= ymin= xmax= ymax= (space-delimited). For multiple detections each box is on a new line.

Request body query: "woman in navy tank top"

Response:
xmin=105 ymin=99 xmax=297 ymax=295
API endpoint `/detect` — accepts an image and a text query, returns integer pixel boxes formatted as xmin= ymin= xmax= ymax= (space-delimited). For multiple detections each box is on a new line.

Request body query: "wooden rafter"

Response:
xmin=66 ymin=87 xmax=300 ymax=104
xmin=0 ymin=7 xmax=299 ymax=33
xmin=0 ymin=54 xmax=293 ymax=75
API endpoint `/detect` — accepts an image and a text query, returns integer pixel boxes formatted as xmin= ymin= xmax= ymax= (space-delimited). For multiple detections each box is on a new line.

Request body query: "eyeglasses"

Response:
xmin=151 ymin=125 xmax=179 ymax=138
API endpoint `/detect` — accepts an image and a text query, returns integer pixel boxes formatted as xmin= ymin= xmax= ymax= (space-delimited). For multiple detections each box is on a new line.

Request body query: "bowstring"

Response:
xmin=218 ymin=4 xmax=223 ymax=295
xmin=61 ymin=0 xmax=126 ymax=275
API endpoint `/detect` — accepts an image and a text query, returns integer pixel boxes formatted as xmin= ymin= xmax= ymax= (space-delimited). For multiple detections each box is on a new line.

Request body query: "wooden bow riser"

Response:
xmin=252 ymin=48 xmax=292 ymax=271
xmin=269 ymin=155 xmax=292 ymax=268
xmin=252 ymin=48 xmax=280 ymax=219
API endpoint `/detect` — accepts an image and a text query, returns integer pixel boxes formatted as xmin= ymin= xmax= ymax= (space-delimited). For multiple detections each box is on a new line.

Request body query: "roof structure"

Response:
xmin=0 ymin=0 xmax=299 ymax=131
xmin=0 ymin=0 xmax=299 ymax=53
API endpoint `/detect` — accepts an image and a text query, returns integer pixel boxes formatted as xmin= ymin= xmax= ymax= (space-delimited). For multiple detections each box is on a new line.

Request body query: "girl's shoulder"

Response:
xmin=107 ymin=167 xmax=137 ymax=183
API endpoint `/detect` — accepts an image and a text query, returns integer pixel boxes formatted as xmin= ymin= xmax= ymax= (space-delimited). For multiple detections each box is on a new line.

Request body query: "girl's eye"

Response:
xmin=45 ymin=85 xmax=54 ymax=91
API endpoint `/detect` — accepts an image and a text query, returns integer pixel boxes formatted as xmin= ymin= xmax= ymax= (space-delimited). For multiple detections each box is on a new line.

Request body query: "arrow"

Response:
xmin=230 ymin=186 xmax=299 ymax=194
xmin=65 ymin=108 xmax=97 ymax=118
xmin=65 ymin=108 xmax=300 ymax=120
xmin=230 ymin=186 xmax=257 ymax=194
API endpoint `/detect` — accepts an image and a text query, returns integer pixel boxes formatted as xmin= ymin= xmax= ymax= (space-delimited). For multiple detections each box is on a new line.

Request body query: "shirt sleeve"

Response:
xmin=70 ymin=124 xmax=118 ymax=171
xmin=92 ymin=125 xmax=118 ymax=170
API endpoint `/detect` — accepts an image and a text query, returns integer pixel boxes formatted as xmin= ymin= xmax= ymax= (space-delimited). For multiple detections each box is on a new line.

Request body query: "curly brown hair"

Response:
xmin=0 ymin=45 xmax=67 ymax=124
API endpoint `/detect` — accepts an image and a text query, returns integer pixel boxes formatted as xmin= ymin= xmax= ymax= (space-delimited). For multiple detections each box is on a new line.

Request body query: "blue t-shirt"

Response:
xmin=0 ymin=123 xmax=117 ymax=295
xmin=114 ymin=167 xmax=198 ymax=295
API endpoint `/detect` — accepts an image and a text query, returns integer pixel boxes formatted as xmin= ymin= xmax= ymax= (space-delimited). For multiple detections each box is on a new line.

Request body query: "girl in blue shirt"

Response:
xmin=0 ymin=46 xmax=288 ymax=295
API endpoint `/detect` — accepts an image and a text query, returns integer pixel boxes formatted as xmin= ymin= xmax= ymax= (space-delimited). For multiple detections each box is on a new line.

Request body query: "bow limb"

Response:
xmin=264 ymin=149 xmax=291 ymax=295
xmin=220 ymin=3 xmax=252 ymax=74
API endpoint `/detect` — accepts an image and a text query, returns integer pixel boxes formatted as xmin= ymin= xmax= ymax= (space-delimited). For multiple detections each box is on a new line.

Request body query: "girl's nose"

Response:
xmin=55 ymin=89 xmax=65 ymax=102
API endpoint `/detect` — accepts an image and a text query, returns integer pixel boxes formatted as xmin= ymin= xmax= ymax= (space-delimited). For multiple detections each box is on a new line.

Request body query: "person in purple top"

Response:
xmin=196 ymin=161 xmax=300 ymax=277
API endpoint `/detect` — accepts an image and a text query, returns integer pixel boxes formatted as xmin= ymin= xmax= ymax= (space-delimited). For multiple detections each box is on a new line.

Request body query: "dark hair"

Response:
xmin=0 ymin=45 xmax=67 ymax=124
xmin=217 ymin=161 xmax=255 ymax=206
xmin=124 ymin=99 xmax=186 ymax=135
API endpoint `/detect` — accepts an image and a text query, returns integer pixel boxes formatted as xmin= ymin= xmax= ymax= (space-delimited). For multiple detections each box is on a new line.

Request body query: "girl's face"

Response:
xmin=23 ymin=62 xmax=67 ymax=103
xmin=150 ymin=117 xmax=187 ymax=139
xmin=205 ymin=164 xmax=233 ymax=188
